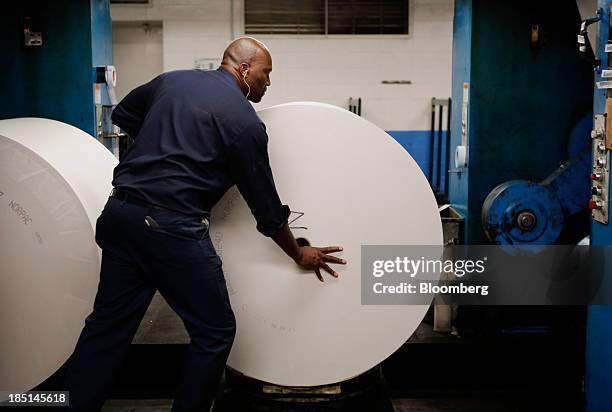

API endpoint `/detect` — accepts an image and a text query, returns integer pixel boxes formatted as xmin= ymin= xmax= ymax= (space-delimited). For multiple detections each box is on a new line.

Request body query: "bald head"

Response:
xmin=222 ymin=37 xmax=270 ymax=68
xmin=220 ymin=37 xmax=272 ymax=103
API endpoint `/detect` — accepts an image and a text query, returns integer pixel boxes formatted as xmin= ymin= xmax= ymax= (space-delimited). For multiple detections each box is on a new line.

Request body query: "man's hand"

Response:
xmin=295 ymin=246 xmax=346 ymax=282
xmin=272 ymin=224 xmax=347 ymax=282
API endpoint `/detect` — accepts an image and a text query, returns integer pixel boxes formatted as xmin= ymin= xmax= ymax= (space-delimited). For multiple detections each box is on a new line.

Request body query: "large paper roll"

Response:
xmin=211 ymin=102 xmax=443 ymax=386
xmin=0 ymin=104 xmax=441 ymax=392
xmin=0 ymin=118 xmax=117 ymax=395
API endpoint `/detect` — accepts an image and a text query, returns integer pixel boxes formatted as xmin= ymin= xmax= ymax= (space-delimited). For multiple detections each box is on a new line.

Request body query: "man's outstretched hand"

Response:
xmin=295 ymin=246 xmax=346 ymax=282
xmin=272 ymin=224 xmax=347 ymax=282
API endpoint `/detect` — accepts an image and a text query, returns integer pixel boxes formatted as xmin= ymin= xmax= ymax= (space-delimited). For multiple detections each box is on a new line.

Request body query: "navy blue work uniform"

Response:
xmin=63 ymin=68 xmax=289 ymax=411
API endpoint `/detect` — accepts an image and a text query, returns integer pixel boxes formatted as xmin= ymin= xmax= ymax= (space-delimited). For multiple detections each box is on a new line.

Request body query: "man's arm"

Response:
xmin=111 ymin=75 xmax=162 ymax=138
xmin=227 ymin=123 xmax=346 ymax=281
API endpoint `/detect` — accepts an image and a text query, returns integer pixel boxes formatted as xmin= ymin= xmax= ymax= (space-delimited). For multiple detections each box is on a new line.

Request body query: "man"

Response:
xmin=63 ymin=37 xmax=346 ymax=411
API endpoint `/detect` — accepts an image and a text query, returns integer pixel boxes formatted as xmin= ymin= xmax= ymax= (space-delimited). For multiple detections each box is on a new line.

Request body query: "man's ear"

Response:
xmin=240 ymin=63 xmax=250 ymax=78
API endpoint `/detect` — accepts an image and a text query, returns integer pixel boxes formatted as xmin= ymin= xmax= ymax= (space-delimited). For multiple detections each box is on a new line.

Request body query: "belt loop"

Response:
xmin=111 ymin=188 xmax=126 ymax=207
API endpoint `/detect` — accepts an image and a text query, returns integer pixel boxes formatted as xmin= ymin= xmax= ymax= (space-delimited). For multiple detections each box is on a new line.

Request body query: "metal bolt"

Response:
xmin=517 ymin=211 xmax=537 ymax=231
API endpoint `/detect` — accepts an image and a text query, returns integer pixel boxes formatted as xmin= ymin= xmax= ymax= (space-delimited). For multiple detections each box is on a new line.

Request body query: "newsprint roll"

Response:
xmin=212 ymin=102 xmax=443 ymax=386
xmin=0 ymin=103 xmax=442 ymax=393
xmin=0 ymin=118 xmax=117 ymax=396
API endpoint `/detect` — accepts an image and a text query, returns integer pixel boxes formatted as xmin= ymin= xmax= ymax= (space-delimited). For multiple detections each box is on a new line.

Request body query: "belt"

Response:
xmin=109 ymin=188 xmax=210 ymax=227
xmin=109 ymin=188 xmax=166 ymax=210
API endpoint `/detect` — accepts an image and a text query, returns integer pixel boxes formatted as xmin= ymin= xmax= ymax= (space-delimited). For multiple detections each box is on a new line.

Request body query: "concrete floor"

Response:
xmin=115 ymin=289 xmax=580 ymax=412
xmin=101 ymin=398 xmax=537 ymax=412
xmin=102 ymin=399 xmax=171 ymax=411
xmin=132 ymin=292 xmax=189 ymax=344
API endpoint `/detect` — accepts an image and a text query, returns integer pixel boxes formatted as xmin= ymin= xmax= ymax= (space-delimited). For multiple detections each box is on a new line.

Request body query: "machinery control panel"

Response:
xmin=591 ymin=114 xmax=609 ymax=224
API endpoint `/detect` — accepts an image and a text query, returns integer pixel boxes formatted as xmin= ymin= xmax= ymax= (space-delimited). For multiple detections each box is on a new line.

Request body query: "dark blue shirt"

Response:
xmin=111 ymin=68 xmax=289 ymax=237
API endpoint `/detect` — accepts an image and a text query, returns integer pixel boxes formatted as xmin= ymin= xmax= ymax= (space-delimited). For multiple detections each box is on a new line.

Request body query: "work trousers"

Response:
xmin=63 ymin=197 xmax=236 ymax=411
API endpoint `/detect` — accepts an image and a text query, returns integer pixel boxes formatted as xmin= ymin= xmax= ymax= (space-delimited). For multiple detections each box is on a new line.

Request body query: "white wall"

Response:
xmin=112 ymin=22 xmax=164 ymax=100
xmin=111 ymin=0 xmax=453 ymax=131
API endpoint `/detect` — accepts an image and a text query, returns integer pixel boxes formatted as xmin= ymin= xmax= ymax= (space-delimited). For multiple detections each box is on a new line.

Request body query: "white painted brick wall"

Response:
xmin=111 ymin=0 xmax=453 ymax=131
xmin=113 ymin=22 xmax=164 ymax=100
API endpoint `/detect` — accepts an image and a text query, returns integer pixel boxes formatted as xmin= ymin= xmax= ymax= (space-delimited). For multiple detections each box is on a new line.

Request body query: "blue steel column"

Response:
xmin=448 ymin=0 xmax=472 ymax=242
xmin=587 ymin=1 xmax=612 ymax=411
xmin=91 ymin=0 xmax=113 ymax=109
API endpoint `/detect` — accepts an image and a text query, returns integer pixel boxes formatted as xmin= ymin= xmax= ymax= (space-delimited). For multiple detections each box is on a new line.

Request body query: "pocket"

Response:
xmin=143 ymin=212 xmax=209 ymax=241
